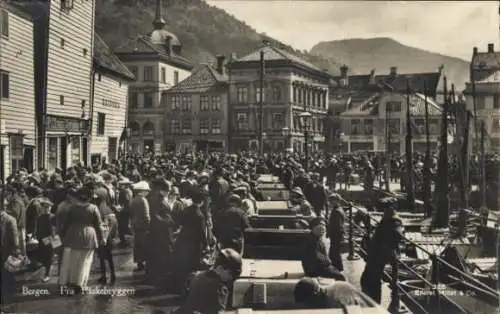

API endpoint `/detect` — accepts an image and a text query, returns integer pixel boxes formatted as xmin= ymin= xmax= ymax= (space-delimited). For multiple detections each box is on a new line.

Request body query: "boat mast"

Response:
xmin=423 ymin=81 xmax=432 ymax=218
xmin=434 ymin=76 xmax=449 ymax=228
xmin=405 ymin=80 xmax=415 ymax=211
xmin=480 ymin=121 xmax=487 ymax=208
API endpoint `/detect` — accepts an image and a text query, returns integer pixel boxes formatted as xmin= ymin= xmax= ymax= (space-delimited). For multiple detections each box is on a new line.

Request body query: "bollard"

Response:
xmin=388 ymin=248 xmax=407 ymax=313
xmin=347 ymin=202 xmax=360 ymax=260
xmin=363 ymin=215 xmax=372 ymax=253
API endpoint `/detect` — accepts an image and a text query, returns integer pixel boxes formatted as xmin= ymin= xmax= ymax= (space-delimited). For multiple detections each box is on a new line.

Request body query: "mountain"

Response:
xmin=310 ymin=37 xmax=470 ymax=91
xmin=95 ymin=0 xmax=342 ymax=74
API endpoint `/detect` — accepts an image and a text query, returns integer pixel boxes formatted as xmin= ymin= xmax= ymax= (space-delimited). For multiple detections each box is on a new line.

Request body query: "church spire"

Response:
xmin=153 ymin=0 xmax=166 ymax=30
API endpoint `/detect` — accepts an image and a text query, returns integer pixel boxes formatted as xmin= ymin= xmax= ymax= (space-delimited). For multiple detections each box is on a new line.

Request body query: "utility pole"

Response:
xmin=259 ymin=50 xmax=265 ymax=155
xmin=424 ymin=81 xmax=432 ymax=218
xmin=480 ymin=121 xmax=486 ymax=208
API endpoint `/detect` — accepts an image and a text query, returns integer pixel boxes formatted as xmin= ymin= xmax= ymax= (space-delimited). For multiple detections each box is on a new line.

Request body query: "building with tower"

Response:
xmin=227 ymin=43 xmax=330 ymax=153
xmin=114 ymin=0 xmax=193 ymax=155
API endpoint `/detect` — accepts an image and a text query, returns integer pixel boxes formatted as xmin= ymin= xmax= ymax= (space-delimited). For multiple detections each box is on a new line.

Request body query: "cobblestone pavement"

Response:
xmin=1 ymin=238 xmax=181 ymax=314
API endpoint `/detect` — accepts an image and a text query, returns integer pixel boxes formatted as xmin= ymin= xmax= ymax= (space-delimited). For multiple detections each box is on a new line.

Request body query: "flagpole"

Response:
xmin=405 ymin=80 xmax=415 ymax=211
xmin=480 ymin=121 xmax=486 ymax=208
xmin=424 ymin=81 xmax=432 ymax=218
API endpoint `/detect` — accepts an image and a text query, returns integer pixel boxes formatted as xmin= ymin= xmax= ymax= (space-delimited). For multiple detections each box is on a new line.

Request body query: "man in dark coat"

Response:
xmin=360 ymin=197 xmax=404 ymax=303
xmin=301 ymin=217 xmax=345 ymax=281
xmin=209 ymin=167 xmax=229 ymax=215
xmin=327 ymin=194 xmax=345 ymax=272
xmin=174 ymin=248 xmax=242 ymax=314
xmin=213 ymin=194 xmax=251 ymax=255
xmin=172 ymin=188 xmax=209 ymax=292
xmin=5 ymin=184 xmax=26 ymax=257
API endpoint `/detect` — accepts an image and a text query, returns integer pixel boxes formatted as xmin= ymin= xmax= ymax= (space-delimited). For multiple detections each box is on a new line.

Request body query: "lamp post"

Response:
xmin=282 ymin=126 xmax=291 ymax=156
xmin=299 ymin=111 xmax=312 ymax=172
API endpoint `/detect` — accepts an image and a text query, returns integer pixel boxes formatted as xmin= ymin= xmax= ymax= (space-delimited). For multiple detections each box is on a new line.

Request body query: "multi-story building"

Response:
xmin=114 ymin=1 xmax=192 ymax=154
xmin=163 ymin=58 xmax=228 ymax=153
xmin=90 ymin=34 xmax=135 ymax=164
xmin=227 ymin=43 xmax=330 ymax=153
xmin=334 ymin=66 xmax=444 ymax=153
xmin=16 ymin=0 xmax=96 ymax=171
xmin=0 ymin=3 xmax=36 ymax=180
xmin=464 ymin=43 xmax=500 ymax=151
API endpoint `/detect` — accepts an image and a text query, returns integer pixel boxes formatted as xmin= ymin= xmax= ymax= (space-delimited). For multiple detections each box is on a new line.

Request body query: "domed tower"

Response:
xmin=149 ymin=0 xmax=183 ymax=55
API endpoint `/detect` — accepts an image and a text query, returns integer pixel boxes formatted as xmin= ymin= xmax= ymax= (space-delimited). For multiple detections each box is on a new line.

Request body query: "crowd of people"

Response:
xmin=0 ymin=149 xmax=497 ymax=313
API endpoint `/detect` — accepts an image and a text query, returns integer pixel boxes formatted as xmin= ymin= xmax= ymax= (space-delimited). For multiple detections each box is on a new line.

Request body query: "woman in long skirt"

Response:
xmin=59 ymin=183 xmax=104 ymax=293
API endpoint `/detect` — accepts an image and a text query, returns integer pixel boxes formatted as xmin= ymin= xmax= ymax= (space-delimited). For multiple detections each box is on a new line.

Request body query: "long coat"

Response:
xmin=130 ymin=195 xmax=150 ymax=262
xmin=1 ymin=211 xmax=19 ymax=264
xmin=172 ymin=204 xmax=207 ymax=286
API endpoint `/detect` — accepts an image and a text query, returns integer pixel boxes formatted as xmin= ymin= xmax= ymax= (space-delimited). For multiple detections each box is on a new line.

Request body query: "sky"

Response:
xmin=206 ymin=0 xmax=499 ymax=60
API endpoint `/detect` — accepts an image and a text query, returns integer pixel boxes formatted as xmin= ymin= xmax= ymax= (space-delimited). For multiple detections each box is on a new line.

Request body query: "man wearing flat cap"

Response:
xmin=290 ymin=187 xmax=315 ymax=217
xmin=327 ymin=193 xmax=346 ymax=272
xmin=360 ymin=197 xmax=403 ymax=303
xmin=301 ymin=217 xmax=345 ymax=281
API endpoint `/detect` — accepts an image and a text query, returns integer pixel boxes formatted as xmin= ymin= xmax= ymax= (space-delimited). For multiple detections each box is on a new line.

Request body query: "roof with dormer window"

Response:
xmin=94 ymin=33 xmax=135 ymax=81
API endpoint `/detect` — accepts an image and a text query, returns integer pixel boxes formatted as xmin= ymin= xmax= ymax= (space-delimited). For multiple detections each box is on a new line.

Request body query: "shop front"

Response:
xmin=44 ymin=115 xmax=90 ymax=171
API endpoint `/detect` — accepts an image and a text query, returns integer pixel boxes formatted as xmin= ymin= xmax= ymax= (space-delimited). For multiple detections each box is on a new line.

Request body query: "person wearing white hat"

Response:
xmin=130 ymin=181 xmax=151 ymax=271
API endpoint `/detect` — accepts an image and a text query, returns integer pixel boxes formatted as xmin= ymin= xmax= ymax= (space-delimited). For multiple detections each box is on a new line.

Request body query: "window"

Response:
xmin=476 ymin=96 xmax=485 ymax=110
xmin=129 ymin=92 xmax=138 ymax=108
xmin=60 ymin=95 xmax=64 ymax=106
xmin=298 ymin=88 xmax=302 ymax=104
xmin=0 ymin=70 xmax=9 ymax=99
xmin=97 ymin=113 xmax=105 ymax=136
xmin=494 ymin=95 xmax=500 ymax=109
xmin=271 ymin=113 xmax=284 ymax=129
xmin=97 ymin=74 xmax=102 ymax=81
xmin=144 ymin=66 xmax=153 ymax=81
xmin=83 ymin=48 xmax=88 ymax=56
xmin=236 ymin=113 xmax=249 ymax=130
xmin=386 ymin=101 xmax=401 ymax=112
xmin=171 ymin=95 xmax=180 ymax=110
xmin=200 ymin=118 xmax=209 ymax=134
xmin=273 ymin=86 xmax=281 ymax=102
xmin=61 ymin=0 xmax=74 ymax=10
xmin=182 ymin=118 xmax=192 ymax=134
xmin=129 ymin=122 xmax=140 ymax=136
xmin=211 ymin=119 xmax=221 ymax=134
xmin=429 ymin=119 xmax=439 ymax=134
xmin=492 ymin=118 xmax=500 ymax=133
xmin=71 ymin=137 xmax=80 ymax=165
xmin=47 ymin=138 xmax=58 ymax=171
xmin=181 ymin=96 xmax=192 ymax=112
xmin=364 ymin=119 xmax=374 ymax=135
xmin=1 ymin=10 xmax=8 ymax=38
xmin=174 ymin=71 xmax=179 ymax=85
xmin=237 ymin=87 xmax=248 ymax=103
xmin=211 ymin=95 xmax=221 ymax=111
xmin=10 ymin=135 xmax=23 ymax=173
xmin=60 ymin=38 xmax=65 ymax=48
xmin=144 ymin=93 xmax=153 ymax=108
xmin=414 ymin=118 xmax=425 ymax=135
xmin=200 ymin=95 xmax=209 ymax=111
xmin=256 ymin=87 xmax=265 ymax=102
xmin=389 ymin=119 xmax=400 ymax=134
xmin=171 ymin=119 xmax=180 ymax=134
xmin=161 ymin=67 xmax=166 ymax=84
xmin=143 ymin=121 xmax=155 ymax=136
xmin=129 ymin=66 xmax=138 ymax=80
xmin=351 ymin=119 xmax=360 ymax=135
xmin=293 ymin=87 xmax=297 ymax=103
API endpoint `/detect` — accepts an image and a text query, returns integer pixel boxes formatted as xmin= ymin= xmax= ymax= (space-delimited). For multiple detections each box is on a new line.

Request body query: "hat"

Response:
xmin=309 ymin=217 xmax=326 ymax=229
xmin=226 ymin=194 xmax=242 ymax=206
xmin=291 ymin=187 xmax=305 ymax=198
xmin=170 ymin=186 xmax=180 ymax=195
xmin=118 ymin=177 xmax=131 ymax=185
xmin=232 ymin=186 xmax=247 ymax=194
xmin=133 ymin=181 xmax=150 ymax=191
xmin=294 ymin=277 xmax=321 ymax=304
xmin=37 ymin=197 xmax=53 ymax=207
xmin=199 ymin=171 xmax=209 ymax=178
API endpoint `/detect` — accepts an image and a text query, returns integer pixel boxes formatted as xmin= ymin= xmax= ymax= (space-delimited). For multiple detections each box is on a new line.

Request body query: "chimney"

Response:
xmin=370 ymin=69 xmax=375 ymax=76
xmin=340 ymin=64 xmax=348 ymax=77
xmin=262 ymin=39 xmax=270 ymax=46
xmin=216 ymin=55 xmax=226 ymax=75
xmin=488 ymin=43 xmax=494 ymax=53
xmin=390 ymin=66 xmax=397 ymax=78
xmin=473 ymin=47 xmax=478 ymax=55
xmin=229 ymin=52 xmax=237 ymax=62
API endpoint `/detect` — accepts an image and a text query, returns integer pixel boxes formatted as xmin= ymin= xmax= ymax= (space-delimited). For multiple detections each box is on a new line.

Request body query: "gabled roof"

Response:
xmin=94 ymin=33 xmax=135 ymax=81
xmin=341 ymin=91 xmax=442 ymax=117
xmin=234 ymin=45 xmax=323 ymax=73
xmin=165 ymin=64 xmax=228 ymax=93
xmin=114 ymin=35 xmax=193 ymax=71
xmin=341 ymin=93 xmax=381 ymax=116
xmin=472 ymin=52 xmax=500 ymax=70
xmin=330 ymin=70 xmax=441 ymax=96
